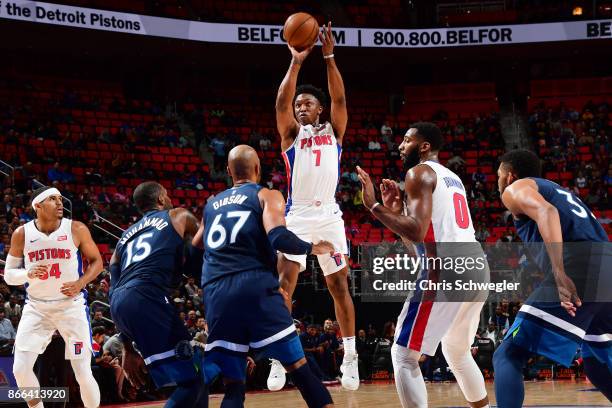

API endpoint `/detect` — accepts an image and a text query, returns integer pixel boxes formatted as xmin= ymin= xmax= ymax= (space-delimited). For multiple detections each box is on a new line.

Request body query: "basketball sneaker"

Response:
xmin=267 ymin=358 xmax=286 ymax=391
xmin=340 ymin=353 xmax=360 ymax=390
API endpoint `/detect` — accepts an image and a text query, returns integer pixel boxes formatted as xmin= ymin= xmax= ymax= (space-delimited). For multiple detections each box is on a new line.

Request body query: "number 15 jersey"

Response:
xmin=113 ymin=210 xmax=184 ymax=293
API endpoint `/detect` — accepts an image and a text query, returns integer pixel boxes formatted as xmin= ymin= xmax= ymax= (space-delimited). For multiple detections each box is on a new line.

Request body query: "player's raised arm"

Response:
xmin=320 ymin=22 xmax=347 ymax=142
xmin=357 ymin=165 xmax=434 ymax=242
xmin=259 ymin=188 xmax=333 ymax=255
xmin=62 ymin=221 xmax=103 ymax=297
xmin=501 ymin=178 xmax=581 ymax=315
xmin=169 ymin=207 xmax=200 ymax=241
xmin=276 ymin=45 xmax=313 ymax=150
xmin=501 ymin=179 xmax=563 ymax=242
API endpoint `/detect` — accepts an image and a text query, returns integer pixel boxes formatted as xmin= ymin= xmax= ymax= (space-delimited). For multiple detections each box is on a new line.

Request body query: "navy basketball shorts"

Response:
xmin=110 ymin=285 xmax=201 ymax=388
xmin=505 ymin=296 xmax=612 ymax=368
xmin=505 ymin=247 xmax=612 ymax=368
xmin=203 ymin=270 xmax=304 ymax=383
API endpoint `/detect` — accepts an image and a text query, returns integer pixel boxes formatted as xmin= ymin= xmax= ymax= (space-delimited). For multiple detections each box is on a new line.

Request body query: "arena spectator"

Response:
xmin=368 ymin=138 xmax=381 ymax=151
xmin=184 ymin=276 xmax=198 ymax=300
xmin=193 ymin=317 xmax=208 ymax=344
xmin=300 ymin=324 xmax=327 ymax=380
xmin=0 ymin=308 xmax=15 ymax=345
xmin=319 ymin=319 xmax=341 ymax=379
xmin=483 ymin=323 xmax=497 ymax=344
xmin=91 ymin=310 xmax=111 ymax=330
xmin=4 ymin=294 xmax=21 ymax=319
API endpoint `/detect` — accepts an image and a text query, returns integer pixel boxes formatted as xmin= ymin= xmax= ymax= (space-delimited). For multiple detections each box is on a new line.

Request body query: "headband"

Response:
xmin=32 ymin=188 xmax=62 ymax=210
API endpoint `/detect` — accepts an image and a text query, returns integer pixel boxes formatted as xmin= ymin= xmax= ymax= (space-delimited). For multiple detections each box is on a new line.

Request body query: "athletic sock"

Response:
xmin=343 ymin=336 xmax=356 ymax=356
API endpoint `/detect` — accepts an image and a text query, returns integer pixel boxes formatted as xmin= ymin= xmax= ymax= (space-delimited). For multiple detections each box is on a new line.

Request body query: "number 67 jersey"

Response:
xmin=202 ymin=182 xmax=277 ymax=286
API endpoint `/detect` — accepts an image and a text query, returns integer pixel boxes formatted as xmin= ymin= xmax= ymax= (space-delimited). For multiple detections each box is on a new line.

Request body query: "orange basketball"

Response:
xmin=283 ymin=12 xmax=319 ymax=51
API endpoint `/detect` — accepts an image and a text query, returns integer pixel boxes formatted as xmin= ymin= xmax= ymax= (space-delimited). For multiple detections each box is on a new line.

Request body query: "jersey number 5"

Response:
xmin=124 ymin=232 xmax=154 ymax=268
xmin=453 ymin=193 xmax=470 ymax=229
xmin=207 ymin=211 xmax=251 ymax=249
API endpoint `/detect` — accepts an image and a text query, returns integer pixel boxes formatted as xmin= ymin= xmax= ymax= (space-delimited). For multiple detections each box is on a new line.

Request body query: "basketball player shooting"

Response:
xmin=357 ymin=123 xmax=489 ymax=408
xmin=4 ymin=186 xmax=103 ymax=408
xmin=272 ymin=22 xmax=359 ymax=391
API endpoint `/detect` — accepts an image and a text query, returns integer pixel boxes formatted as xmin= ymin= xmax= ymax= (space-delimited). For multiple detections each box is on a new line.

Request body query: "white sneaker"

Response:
xmin=267 ymin=358 xmax=286 ymax=391
xmin=340 ymin=353 xmax=360 ymax=390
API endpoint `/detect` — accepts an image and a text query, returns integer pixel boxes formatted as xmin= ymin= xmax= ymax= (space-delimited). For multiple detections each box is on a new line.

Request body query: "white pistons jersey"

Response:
xmin=282 ymin=121 xmax=341 ymax=211
xmin=23 ymin=218 xmax=82 ymax=301
xmin=420 ymin=160 xmax=476 ymax=243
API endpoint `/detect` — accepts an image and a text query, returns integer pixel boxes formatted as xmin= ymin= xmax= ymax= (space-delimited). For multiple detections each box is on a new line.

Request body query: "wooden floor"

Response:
xmin=107 ymin=380 xmax=610 ymax=407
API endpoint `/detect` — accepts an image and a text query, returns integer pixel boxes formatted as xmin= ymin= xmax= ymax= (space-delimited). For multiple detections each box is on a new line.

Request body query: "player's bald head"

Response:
xmin=227 ymin=145 xmax=260 ymax=183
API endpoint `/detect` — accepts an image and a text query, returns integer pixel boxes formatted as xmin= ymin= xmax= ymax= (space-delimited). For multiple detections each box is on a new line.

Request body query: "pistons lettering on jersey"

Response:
xmin=28 ymin=248 xmax=71 ymax=262
xmin=300 ymin=135 xmax=333 ymax=149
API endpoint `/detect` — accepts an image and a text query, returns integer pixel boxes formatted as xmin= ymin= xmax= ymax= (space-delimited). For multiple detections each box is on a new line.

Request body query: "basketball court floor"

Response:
xmin=106 ymin=380 xmax=610 ymax=407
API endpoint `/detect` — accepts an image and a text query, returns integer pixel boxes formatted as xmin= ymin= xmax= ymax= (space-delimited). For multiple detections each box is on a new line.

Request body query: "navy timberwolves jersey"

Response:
xmin=202 ymin=182 xmax=276 ymax=286
xmin=112 ymin=210 xmax=184 ymax=292
xmin=515 ymin=178 xmax=608 ymax=243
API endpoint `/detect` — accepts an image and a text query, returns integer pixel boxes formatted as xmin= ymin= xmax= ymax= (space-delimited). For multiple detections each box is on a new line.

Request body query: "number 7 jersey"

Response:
xmin=282 ymin=122 xmax=341 ymax=211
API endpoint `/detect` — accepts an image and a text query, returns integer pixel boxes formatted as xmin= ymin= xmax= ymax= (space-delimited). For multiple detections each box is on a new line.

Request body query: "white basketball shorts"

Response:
xmin=282 ymin=203 xmax=348 ymax=276
xmin=15 ymin=294 xmax=93 ymax=360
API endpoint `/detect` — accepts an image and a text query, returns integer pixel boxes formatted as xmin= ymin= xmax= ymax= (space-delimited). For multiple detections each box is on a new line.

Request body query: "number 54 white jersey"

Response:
xmin=23 ymin=218 xmax=82 ymax=301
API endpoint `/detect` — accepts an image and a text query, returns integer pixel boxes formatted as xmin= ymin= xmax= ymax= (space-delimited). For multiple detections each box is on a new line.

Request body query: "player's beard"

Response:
xmin=403 ymin=148 xmax=421 ymax=170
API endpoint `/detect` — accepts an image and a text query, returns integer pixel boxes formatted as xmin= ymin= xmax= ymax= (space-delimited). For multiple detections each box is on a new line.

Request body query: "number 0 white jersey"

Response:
xmin=420 ymin=160 xmax=477 ymax=243
xmin=23 ymin=218 xmax=82 ymax=301
xmin=282 ymin=122 xmax=341 ymax=211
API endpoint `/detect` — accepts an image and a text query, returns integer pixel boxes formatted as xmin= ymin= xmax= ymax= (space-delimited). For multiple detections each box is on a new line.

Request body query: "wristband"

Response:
xmin=369 ymin=202 xmax=381 ymax=212
xmin=323 ymin=54 xmax=334 ymax=59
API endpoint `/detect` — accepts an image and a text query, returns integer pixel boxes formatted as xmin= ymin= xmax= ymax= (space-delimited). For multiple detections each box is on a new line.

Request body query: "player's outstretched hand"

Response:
xmin=311 ymin=240 xmax=335 ymax=256
xmin=356 ymin=166 xmax=377 ymax=210
xmin=319 ymin=21 xmax=334 ymax=57
xmin=27 ymin=265 xmax=48 ymax=280
xmin=289 ymin=43 xmax=315 ymax=65
xmin=381 ymin=179 xmax=402 ymax=214
xmin=122 ymin=347 xmax=148 ymax=389
xmin=60 ymin=279 xmax=85 ymax=298
xmin=555 ymin=273 xmax=582 ymax=317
